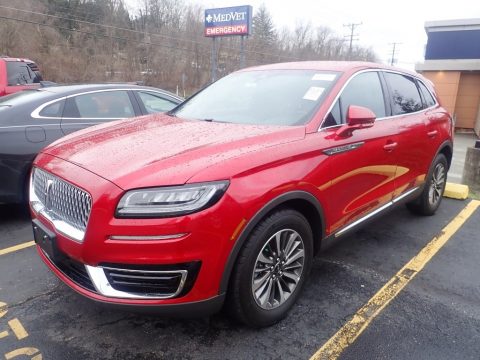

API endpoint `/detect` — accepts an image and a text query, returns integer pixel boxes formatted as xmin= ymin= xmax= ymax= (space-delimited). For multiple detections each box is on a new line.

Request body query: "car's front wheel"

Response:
xmin=407 ymin=153 xmax=448 ymax=216
xmin=227 ymin=209 xmax=313 ymax=327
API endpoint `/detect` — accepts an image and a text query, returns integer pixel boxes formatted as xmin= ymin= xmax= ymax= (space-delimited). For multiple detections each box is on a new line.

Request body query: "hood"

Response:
xmin=43 ymin=113 xmax=306 ymax=189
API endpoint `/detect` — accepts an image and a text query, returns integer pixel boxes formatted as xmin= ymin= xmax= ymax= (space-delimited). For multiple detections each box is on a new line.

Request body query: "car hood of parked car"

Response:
xmin=41 ymin=113 xmax=306 ymax=189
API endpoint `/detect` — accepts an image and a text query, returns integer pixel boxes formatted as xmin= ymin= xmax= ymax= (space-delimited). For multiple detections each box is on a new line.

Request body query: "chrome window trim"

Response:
xmin=0 ymin=123 xmax=60 ymax=129
xmin=31 ymin=97 xmax=66 ymax=119
xmin=318 ymin=69 xmax=439 ymax=132
xmin=134 ymin=89 xmax=183 ymax=103
xmin=85 ymin=265 xmax=188 ymax=299
xmin=31 ymin=88 xmax=179 ymax=120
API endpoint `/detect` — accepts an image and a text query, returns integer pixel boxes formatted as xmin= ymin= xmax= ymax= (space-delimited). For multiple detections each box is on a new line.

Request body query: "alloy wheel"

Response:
xmin=251 ymin=229 xmax=305 ymax=310
xmin=428 ymin=162 xmax=446 ymax=206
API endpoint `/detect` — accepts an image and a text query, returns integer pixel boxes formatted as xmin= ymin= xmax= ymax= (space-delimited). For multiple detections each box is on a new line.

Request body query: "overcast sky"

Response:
xmin=125 ymin=0 xmax=479 ymax=70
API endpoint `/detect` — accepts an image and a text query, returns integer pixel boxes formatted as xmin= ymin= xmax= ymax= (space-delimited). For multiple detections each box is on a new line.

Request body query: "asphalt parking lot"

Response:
xmin=0 ymin=198 xmax=479 ymax=360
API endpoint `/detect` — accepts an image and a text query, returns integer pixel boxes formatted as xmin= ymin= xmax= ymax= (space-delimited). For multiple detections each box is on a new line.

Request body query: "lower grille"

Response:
xmin=104 ymin=268 xmax=185 ymax=296
xmin=45 ymin=251 xmax=97 ymax=293
xmin=42 ymin=249 xmax=201 ymax=300
xmin=98 ymin=262 xmax=201 ymax=299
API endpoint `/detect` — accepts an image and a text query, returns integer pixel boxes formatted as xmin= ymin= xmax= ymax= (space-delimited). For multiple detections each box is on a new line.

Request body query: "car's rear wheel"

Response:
xmin=227 ymin=209 xmax=313 ymax=327
xmin=406 ymin=153 xmax=448 ymax=216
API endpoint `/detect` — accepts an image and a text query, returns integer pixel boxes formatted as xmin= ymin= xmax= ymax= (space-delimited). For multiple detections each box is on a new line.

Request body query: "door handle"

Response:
xmin=427 ymin=130 xmax=438 ymax=138
xmin=383 ymin=142 xmax=398 ymax=151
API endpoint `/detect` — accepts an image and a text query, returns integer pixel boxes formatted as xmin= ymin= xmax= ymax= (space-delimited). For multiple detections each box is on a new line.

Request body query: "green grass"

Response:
xmin=469 ymin=190 xmax=480 ymax=200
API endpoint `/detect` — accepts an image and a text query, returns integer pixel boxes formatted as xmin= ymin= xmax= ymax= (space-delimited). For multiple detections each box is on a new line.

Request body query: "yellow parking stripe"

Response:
xmin=8 ymin=318 xmax=29 ymax=339
xmin=310 ymin=200 xmax=480 ymax=360
xmin=0 ymin=241 xmax=35 ymax=256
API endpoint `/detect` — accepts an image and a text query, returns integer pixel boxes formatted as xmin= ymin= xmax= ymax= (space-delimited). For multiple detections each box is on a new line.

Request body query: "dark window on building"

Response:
xmin=384 ymin=72 xmax=423 ymax=115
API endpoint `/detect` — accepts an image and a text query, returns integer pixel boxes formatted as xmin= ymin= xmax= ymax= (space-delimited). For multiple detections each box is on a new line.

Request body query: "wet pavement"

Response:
xmin=0 ymin=198 xmax=479 ymax=359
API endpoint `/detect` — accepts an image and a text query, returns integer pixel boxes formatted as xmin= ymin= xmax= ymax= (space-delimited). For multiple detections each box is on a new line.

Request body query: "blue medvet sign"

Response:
xmin=204 ymin=5 xmax=253 ymax=37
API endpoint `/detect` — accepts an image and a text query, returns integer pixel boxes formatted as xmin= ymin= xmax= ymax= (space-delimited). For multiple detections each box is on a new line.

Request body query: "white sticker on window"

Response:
xmin=303 ymin=87 xmax=325 ymax=101
xmin=312 ymin=74 xmax=336 ymax=81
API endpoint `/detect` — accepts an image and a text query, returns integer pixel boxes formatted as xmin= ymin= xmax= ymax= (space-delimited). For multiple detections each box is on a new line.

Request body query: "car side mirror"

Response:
xmin=335 ymin=105 xmax=376 ymax=137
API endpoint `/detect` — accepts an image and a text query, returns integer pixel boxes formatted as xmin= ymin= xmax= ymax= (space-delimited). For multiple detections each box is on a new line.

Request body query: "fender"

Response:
xmin=435 ymin=139 xmax=453 ymax=169
xmin=218 ymin=190 xmax=325 ymax=294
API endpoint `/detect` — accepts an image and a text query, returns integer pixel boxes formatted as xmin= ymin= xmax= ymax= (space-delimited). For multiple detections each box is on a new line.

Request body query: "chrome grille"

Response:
xmin=31 ymin=168 xmax=92 ymax=241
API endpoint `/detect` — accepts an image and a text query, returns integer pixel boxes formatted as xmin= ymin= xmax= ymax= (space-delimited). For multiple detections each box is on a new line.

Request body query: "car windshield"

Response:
xmin=172 ymin=69 xmax=340 ymax=126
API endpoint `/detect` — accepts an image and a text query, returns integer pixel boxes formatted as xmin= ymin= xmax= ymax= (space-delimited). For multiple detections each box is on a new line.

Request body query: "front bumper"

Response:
xmin=31 ymin=153 xmax=244 ymax=308
xmin=37 ymin=244 xmax=224 ymax=315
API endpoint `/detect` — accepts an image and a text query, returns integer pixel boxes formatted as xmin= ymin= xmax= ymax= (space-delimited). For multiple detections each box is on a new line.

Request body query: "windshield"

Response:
xmin=172 ymin=69 xmax=340 ymax=126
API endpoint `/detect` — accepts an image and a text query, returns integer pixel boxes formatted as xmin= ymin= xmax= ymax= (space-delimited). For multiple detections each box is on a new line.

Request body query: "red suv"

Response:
xmin=30 ymin=62 xmax=453 ymax=327
xmin=0 ymin=56 xmax=42 ymax=97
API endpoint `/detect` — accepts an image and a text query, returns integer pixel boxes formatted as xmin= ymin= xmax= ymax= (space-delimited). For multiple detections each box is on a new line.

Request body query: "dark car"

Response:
xmin=0 ymin=56 xmax=43 ymax=97
xmin=0 ymin=84 xmax=183 ymax=204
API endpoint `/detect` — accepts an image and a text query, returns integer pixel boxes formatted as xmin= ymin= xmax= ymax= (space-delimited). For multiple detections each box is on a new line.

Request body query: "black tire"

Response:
xmin=227 ymin=208 xmax=313 ymax=327
xmin=406 ymin=153 xmax=448 ymax=216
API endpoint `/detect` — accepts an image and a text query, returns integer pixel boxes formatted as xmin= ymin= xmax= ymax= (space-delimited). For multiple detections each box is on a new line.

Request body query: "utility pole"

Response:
xmin=389 ymin=42 xmax=402 ymax=65
xmin=343 ymin=22 xmax=362 ymax=59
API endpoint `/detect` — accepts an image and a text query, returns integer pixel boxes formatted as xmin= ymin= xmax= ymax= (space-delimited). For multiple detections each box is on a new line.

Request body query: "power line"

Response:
xmin=389 ymin=42 xmax=402 ymax=65
xmin=343 ymin=22 xmax=362 ymax=59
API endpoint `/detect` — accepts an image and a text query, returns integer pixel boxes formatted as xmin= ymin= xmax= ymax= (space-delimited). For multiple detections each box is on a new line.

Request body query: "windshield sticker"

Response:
xmin=312 ymin=73 xmax=336 ymax=81
xmin=303 ymin=87 xmax=325 ymax=101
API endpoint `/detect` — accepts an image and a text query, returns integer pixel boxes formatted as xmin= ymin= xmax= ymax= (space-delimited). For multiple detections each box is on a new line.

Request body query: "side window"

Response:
xmin=324 ymin=100 xmax=342 ymax=127
xmin=384 ymin=73 xmax=423 ymax=115
xmin=337 ymin=72 xmax=386 ymax=125
xmin=72 ymin=91 xmax=135 ymax=118
xmin=6 ymin=62 xmax=35 ymax=85
xmin=27 ymin=62 xmax=43 ymax=83
xmin=137 ymin=91 xmax=178 ymax=113
xmin=39 ymin=100 xmax=65 ymax=118
xmin=418 ymin=81 xmax=436 ymax=108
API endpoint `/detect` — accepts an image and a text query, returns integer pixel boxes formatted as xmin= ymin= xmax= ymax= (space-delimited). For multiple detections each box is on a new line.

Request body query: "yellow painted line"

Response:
xmin=0 ymin=301 xmax=7 ymax=318
xmin=8 ymin=318 xmax=29 ymax=340
xmin=0 ymin=241 xmax=35 ymax=256
xmin=444 ymin=182 xmax=469 ymax=200
xmin=5 ymin=347 xmax=41 ymax=360
xmin=311 ymin=199 xmax=480 ymax=360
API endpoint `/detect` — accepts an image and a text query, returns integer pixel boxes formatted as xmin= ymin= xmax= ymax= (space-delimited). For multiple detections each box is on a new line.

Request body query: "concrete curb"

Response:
xmin=444 ymin=182 xmax=469 ymax=200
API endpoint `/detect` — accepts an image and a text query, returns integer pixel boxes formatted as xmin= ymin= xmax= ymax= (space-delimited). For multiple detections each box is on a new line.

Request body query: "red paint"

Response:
xmin=31 ymin=62 xmax=453 ymax=308
xmin=0 ymin=58 xmax=40 ymax=97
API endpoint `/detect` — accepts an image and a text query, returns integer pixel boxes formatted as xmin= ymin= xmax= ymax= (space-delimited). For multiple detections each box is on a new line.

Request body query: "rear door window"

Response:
xmin=69 ymin=91 xmax=135 ymax=118
xmin=39 ymin=100 xmax=65 ymax=118
xmin=417 ymin=81 xmax=436 ymax=108
xmin=384 ymin=72 xmax=423 ymax=115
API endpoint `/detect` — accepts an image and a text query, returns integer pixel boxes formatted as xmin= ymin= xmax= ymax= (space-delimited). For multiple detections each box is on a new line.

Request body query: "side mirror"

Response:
xmin=336 ymin=105 xmax=376 ymax=137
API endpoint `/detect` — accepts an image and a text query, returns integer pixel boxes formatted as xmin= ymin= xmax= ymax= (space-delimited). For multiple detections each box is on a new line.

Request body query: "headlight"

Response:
xmin=115 ymin=181 xmax=229 ymax=218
